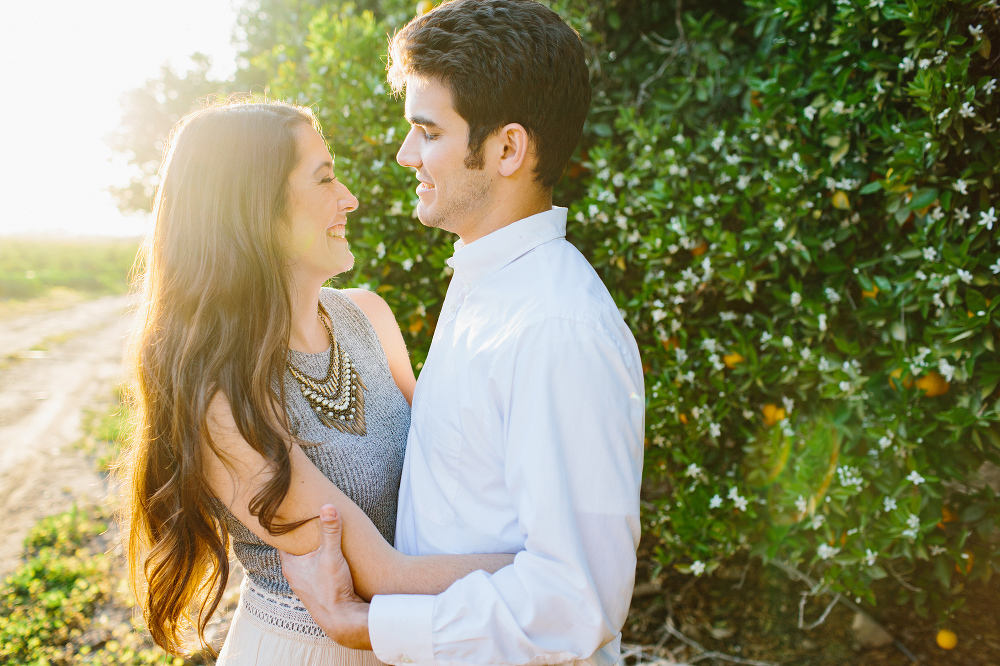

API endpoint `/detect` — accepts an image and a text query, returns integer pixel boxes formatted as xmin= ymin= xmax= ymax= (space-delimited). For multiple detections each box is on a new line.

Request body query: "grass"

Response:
xmin=0 ymin=237 xmax=139 ymax=301
xmin=0 ymin=389 xmax=196 ymax=666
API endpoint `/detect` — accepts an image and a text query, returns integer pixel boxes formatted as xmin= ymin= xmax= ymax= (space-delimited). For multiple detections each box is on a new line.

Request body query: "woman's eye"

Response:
xmin=321 ymin=176 xmax=336 ymax=184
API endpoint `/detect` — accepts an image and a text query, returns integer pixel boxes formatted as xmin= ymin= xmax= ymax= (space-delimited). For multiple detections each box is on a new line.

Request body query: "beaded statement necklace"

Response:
xmin=286 ymin=303 xmax=367 ymax=436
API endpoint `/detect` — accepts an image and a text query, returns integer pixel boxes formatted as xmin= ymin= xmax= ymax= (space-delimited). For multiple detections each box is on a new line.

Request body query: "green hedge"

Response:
xmin=165 ymin=0 xmax=1000 ymax=619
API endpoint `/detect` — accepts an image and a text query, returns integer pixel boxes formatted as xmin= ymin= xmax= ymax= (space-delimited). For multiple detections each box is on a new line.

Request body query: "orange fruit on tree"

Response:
xmin=723 ymin=353 xmax=745 ymax=369
xmin=889 ymin=368 xmax=914 ymax=390
xmin=916 ymin=371 xmax=950 ymax=397
xmin=937 ymin=506 xmax=958 ymax=529
xmin=936 ymin=629 xmax=958 ymax=650
xmin=679 ymin=413 xmax=688 ymax=425
xmin=861 ymin=284 xmax=879 ymax=299
xmin=691 ymin=241 xmax=709 ymax=257
xmin=661 ymin=336 xmax=679 ymax=351
xmin=762 ymin=403 xmax=786 ymax=426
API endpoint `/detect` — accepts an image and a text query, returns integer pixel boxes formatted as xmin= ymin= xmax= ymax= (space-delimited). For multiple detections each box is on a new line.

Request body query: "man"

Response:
xmin=281 ymin=0 xmax=645 ymax=663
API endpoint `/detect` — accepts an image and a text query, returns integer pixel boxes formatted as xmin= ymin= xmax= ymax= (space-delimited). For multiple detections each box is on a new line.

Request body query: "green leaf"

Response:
xmin=607 ymin=10 xmax=621 ymax=31
xmin=908 ymin=187 xmax=939 ymax=211
xmin=859 ymin=181 xmax=882 ymax=194
xmin=960 ymin=504 xmax=986 ymax=522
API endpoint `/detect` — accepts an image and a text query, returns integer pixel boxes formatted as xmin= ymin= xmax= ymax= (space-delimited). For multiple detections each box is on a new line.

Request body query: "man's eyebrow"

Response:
xmin=312 ymin=160 xmax=334 ymax=176
xmin=406 ymin=115 xmax=441 ymax=129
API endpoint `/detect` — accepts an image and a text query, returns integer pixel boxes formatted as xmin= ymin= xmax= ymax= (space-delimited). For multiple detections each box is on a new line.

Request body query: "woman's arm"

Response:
xmin=342 ymin=288 xmax=416 ymax=405
xmin=203 ymin=395 xmax=513 ymax=599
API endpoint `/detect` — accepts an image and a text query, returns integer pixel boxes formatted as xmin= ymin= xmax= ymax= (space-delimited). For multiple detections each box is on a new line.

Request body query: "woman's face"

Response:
xmin=283 ymin=125 xmax=360 ymax=284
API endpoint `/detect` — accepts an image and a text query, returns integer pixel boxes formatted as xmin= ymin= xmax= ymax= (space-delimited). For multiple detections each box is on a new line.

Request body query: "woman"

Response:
xmin=118 ymin=99 xmax=513 ymax=664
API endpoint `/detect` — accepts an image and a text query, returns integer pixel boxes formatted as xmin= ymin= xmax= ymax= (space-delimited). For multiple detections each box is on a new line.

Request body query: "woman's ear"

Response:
xmin=496 ymin=123 xmax=532 ymax=178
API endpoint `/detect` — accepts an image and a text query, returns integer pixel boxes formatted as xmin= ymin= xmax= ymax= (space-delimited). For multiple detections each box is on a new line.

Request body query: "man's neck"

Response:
xmin=458 ymin=188 xmax=553 ymax=246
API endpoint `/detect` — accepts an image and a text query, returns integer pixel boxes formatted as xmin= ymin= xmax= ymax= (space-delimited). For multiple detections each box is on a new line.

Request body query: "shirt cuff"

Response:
xmin=368 ymin=594 xmax=436 ymax=665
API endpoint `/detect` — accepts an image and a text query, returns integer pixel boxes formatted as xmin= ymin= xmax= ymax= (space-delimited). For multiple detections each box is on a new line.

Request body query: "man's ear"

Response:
xmin=496 ymin=123 xmax=532 ymax=178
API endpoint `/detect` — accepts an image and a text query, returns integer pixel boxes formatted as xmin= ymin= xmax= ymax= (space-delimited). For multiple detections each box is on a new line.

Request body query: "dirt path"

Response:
xmin=0 ymin=294 xmax=133 ymax=576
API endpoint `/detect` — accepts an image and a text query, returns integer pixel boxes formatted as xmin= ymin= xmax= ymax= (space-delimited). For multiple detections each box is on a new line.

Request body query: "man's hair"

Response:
xmin=388 ymin=0 xmax=591 ymax=188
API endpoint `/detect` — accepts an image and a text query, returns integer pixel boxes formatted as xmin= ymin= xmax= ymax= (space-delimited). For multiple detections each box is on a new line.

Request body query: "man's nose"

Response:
xmin=396 ymin=128 xmax=420 ymax=169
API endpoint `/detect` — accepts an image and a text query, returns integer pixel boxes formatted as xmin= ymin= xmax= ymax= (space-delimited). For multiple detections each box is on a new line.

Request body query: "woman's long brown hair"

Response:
xmin=117 ymin=100 xmax=320 ymax=655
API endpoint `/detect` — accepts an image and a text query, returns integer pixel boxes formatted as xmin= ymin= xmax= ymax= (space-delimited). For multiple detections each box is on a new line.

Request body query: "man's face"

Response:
xmin=396 ymin=76 xmax=493 ymax=239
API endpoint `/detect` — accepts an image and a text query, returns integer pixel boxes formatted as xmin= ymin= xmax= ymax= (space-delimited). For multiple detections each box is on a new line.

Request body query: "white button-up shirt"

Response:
xmin=368 ymin=207 xmax=645 ymax=666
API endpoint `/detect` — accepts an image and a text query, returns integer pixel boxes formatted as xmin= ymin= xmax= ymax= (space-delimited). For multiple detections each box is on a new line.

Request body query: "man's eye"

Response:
xmin=321 ymin=176 xmax=335 ymax=183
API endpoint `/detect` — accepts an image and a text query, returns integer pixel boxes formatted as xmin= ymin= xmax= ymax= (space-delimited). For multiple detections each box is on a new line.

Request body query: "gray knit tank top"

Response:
xmin=216 ymin=288 xmax=409 ymax=641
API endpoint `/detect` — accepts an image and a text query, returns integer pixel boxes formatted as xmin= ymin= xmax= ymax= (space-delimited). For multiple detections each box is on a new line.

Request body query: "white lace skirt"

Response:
xmin=216 ymin=577 xmax=385 ymax=666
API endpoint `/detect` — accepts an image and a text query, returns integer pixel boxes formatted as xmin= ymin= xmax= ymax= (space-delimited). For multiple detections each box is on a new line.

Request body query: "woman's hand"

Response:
xmin=280 ymin=504 xmax=372 ymax=649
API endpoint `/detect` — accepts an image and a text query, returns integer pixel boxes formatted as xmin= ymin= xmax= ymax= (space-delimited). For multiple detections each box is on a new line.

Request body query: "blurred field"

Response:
xmin=0 ymin=237 xmax=140 ymax=301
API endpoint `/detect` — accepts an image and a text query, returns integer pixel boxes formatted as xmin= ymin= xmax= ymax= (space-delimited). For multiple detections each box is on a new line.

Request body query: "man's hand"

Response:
xmin=279 ymin=504 xmax=372 ymax=649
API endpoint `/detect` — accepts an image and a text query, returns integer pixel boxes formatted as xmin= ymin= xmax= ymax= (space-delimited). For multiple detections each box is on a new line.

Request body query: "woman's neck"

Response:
xmin=287 ymin=277 xmax=329 ymax=353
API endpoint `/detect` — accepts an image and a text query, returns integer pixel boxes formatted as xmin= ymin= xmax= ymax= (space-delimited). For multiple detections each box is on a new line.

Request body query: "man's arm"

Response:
xmin=368 ymin=317 xmax=645 ymax=665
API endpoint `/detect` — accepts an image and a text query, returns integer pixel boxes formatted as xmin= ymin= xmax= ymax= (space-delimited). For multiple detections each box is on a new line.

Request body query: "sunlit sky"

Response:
xmin=0 ymin=0 xmax=240 ymax=238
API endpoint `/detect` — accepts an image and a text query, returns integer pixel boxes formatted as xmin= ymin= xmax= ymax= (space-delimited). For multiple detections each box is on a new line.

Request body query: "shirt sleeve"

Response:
xmin=369 ymin=316 xmax=645 ymax=666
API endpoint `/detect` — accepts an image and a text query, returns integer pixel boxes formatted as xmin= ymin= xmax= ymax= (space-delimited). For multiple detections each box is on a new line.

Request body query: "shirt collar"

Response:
xmin=447 ymin=207 xmax=567 ymax=287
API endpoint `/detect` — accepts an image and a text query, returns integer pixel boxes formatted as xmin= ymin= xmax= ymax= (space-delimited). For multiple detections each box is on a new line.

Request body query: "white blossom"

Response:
xmin=818 ymin=314 xmax=828 ymax=332
xmin=906 ymin=470 xmax=925 ymax=485
xmin=953 ymin=179 xmax=969 ymax=195
xmin=800 ymin=347 xmax=812 ymax=361
xmin=907 ymin=513 xmax=920 ymax=529
xmin=919 ymin=59 xmax=932 ymax=70
xmin=804 ymin=105 xmax=817 ymax=120
xmin=817 ymin=544 xmax=840 ymax=560
xmin=774 ymin=217 xmax=786 ymax=232
xmin=736 ymin=174 xmax=752 ymax=190
xmin=675 ymin=348 xmax=688 ymax=363
xmin=652 ymin=309 xmax=667 ymax=323
xmin=938 ymin=358 xmax=955 ymax=382
xmin=685 ymin=463 xmax=702 ymax=478
xmin=711 ymin=131 xmax=726 ymax=151
xmin=930 ymin=545 xmax=947 ymax=556
xmin=980 ymin=207 xmax=997 ymax=230
xmin=955 ymin=207 xmax=971 ymax=223
xmin=709 ymin=422 xmax=722 ymax=437
xmin=825 ymin=287 xmax=841 ymax=303
xmin=376 ymin=242 xmax=386 ymax=258
xmin=984 ymin=79 xmax=998 ymax=95
xmin=782 ymin=396 xmax=795 ymax=413
xmin=879 ymin=436 xmax=892 ymax=450
xmin=818 ymin=357 xmax=831 ymax=371
xmin=839 ymin=380 xmax=852 ymax=392
xmin=690 ymin=560 xmax=706 ymax=576
xmin=991 ymin=259 xmax=1000 ymax=275
xmin=899 ymin=56 xmax=915 ymax=72
xmin=923 ymin=247 xmax=937 ymax=261
xmin=790 ymin=292 xmax=802 ymax=307
xmin=970 ymin=24 xmax=984 ymax=39
xmin=795 ymin=495 xmax=807 ymax=513
xmin=810 ymin=514 xmax=825 ymax=530
xmin=960 ymin=102 xmax=976 ymax=118
xmin=709 ymin=494 xmax=723 ymax=509
xmin=733 ymin=495 xmax=749 ymax=511
xmin=883 ymin=496 xmax=897 ymax=511
xmin=865 ymin=549 xmax=877 ymax=566
xmin=957 ymin=269 xmax=973 ymax=284
xmin=832 ymin=100 xmax=846 ymax=114
xmin=782 ymin=336 xmax=794 ymax=350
